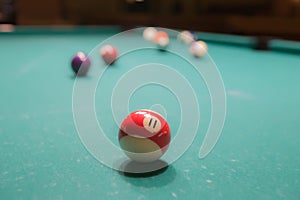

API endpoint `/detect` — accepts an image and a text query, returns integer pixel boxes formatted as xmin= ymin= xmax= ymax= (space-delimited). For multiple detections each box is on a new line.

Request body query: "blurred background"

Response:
xmin=1 ymin=0 xmax=300 ymax=40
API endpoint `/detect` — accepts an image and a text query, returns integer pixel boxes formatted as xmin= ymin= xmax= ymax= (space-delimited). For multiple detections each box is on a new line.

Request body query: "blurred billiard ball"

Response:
xmin=177 ymin=30 xmax=196 ymax=45
xmin=153 ymin=31 xmax=169 ymax=50
xmin=189 ymin=41 xmax=207 ymax=57
xmin=100 ymin=45 xmax=118 ymax=65
xmin=143 ymin=27 xmax=158 ymax=41
xmin=71 ymin=52 xmax=91 ymax=76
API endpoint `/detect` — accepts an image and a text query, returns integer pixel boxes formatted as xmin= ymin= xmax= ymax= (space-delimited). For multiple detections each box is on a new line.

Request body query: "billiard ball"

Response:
xmin=177 ymin=30 xmax=196 ymax=45
xmin=153 ymin=31 xmax=169 ymax=50
xmin=153 ymin=31 xmax=168 ymax=43
xmin=189 ymin=41 xmax=207 ymax=57
xmin=156 ymin=36 xmax=169 ymax=50
xmin=71 ymin=52 xmax=91 ymax=76
xmin=100 ymin=45 xmax=118 ymax=65
xmin=143 ymin=27 xmax=157 ymax=41
xmin=119 ymin=110 xmax=171 ymax=163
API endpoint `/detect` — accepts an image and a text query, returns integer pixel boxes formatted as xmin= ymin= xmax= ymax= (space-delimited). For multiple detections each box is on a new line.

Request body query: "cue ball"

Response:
xmin=71 ymin=52 xmax=91 ymax=76
xmin=143 ymin=27 xmax=157 ymax=41
xmin=100 ymin=45 xmax=118 ymax=65
xmin=189 ymin=41 xmax=207 ymax=57
xmin=119 ymin=110 xmax=171 ymax=163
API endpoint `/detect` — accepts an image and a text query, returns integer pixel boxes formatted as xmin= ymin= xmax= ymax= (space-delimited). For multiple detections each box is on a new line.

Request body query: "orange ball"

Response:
xmin=153 ymin=31 xmax=169 ymax=44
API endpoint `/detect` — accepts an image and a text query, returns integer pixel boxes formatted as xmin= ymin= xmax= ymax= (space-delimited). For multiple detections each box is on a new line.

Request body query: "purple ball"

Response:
xmin=71 ymin=52 xmax=91 ymax=76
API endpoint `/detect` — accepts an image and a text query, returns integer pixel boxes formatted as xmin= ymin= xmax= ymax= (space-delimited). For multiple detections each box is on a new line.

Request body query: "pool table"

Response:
xmin=0 ymin=26 xmax=300 ymax=199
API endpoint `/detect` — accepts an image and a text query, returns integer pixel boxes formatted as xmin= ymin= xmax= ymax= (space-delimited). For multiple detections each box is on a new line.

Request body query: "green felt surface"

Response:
xmin=0 ymin=27 xmax=300 ymax=200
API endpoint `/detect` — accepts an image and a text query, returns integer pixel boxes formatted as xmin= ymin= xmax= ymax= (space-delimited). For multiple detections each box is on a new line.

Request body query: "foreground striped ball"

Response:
xmin=119 ymin=110 xmax=171 ymax=163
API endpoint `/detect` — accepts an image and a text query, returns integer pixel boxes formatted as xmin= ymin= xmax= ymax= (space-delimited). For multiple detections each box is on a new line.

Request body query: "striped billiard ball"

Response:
xmin=119 ymin=110 xmax=171 ymax=163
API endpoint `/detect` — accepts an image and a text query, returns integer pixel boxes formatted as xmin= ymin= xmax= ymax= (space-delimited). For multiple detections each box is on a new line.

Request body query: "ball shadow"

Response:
xmin=118 ymin=160 xmax=168 ymax=177
xmin=117 ymin=159 xmax=177 ymax=187
xmin=69 ymin=74 xmax=93 ymax=80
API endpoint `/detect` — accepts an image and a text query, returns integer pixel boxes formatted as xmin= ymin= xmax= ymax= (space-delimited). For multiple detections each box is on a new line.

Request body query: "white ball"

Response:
xmin=143 ymin=27 xmax=157 ymax=41
xmin=189 ymin=41 xmax=207 ymax=57
xmin=178 ymin=30 xmax=195 ymax=44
